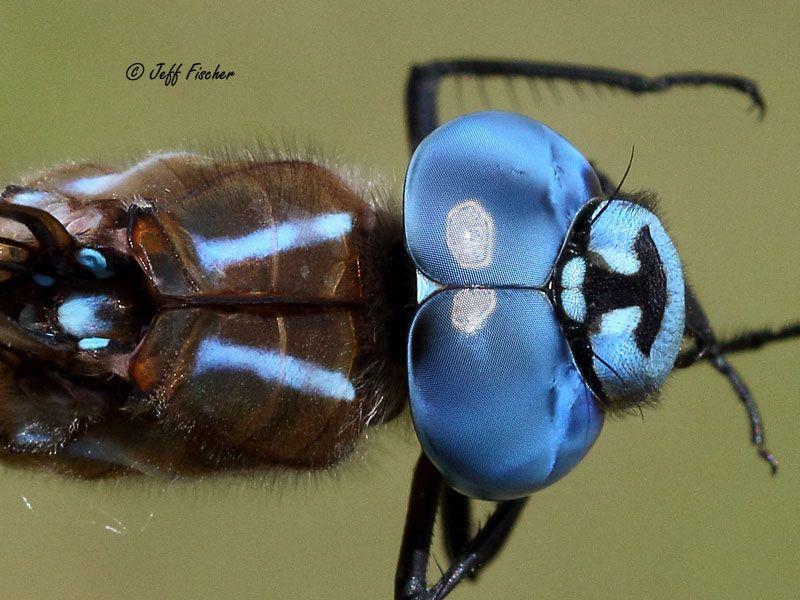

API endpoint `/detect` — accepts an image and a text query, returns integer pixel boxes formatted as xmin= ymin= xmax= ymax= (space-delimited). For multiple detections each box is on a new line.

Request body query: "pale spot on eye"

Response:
xmin=450 ymin=288 xmax=497 ymax=334
xmin=445 ymin=200 xmax=495 ymax=269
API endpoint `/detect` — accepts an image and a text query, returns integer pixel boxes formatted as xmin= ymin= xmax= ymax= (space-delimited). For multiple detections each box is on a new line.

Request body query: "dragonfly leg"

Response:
xmin=709 ymin=352 xmax=778 ymax=473
xmin=673 ymin=282 xmax=790 ymax=474
xmin=396 ymin=454 xmax=443 ymax=600
xmin=675 ymin=284 xmax=716 ymax=368
xmin=406 ymin=59 xmax=765 ymax=149
xmin=713 ymin=323 xmax=800 ymax=356
xmin=441 ymin=486 xmax=517 ymax=581
xmin=440 ymin=486 xmax=471 ymax=567
xmin=396 ymin=453 xmax=529 ymax=600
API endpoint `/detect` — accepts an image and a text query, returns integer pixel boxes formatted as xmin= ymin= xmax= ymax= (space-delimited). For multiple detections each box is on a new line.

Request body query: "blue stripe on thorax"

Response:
xmin=193 ymin=337 xmax=356 ymax=402
xmin=190 ymin=213 xmax=352 ymax=270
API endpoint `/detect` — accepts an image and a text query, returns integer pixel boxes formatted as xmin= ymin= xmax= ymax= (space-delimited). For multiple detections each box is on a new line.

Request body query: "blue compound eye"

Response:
xmin=405 ymin=112 xmax=607 ymax=500
xmin=405 ymin=111 xmax=601 ymax=291
xmin=408 ymin=288 xmax=604 ymax=500
xmin=554 ymin=199 xmax=685 ymax=409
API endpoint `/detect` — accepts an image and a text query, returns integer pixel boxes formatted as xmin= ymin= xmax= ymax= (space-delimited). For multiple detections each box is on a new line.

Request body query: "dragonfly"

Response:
xmin=0 ymin=59 xmax=796 ymax=600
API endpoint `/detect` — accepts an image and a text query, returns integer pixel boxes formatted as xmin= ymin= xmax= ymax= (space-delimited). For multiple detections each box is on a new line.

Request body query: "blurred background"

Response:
xmin=0 ymin=2 xmax=798 ymax=599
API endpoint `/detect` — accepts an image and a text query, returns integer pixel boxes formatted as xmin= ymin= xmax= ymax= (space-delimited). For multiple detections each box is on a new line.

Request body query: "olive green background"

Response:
xmin=0 ymin=2 xmax=798 ymax=599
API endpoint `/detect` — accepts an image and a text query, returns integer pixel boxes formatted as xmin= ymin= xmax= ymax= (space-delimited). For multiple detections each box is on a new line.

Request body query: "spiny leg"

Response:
xmin=427 ymin=496 xmax=528 ymax=600
xmin=406 ymin=59 xmax=765 ymax=148
xmin=715 ymin=324 xmax=800 ymax=356
xmin=710 ymin=352 xmax=777 ymax=473
xmin=396 ymin=454 xmax=529 ymax=600
xmin=705 ymin=321 xmax=800 ymax=473
xmin=675 ymin=283 xmax=800 ymax=474
xmin=441 ymin=487 xmax=518 ymax=581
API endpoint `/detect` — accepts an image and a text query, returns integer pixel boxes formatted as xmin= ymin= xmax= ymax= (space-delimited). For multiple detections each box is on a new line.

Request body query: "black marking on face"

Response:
xmin=584 ymin=225 xmax=667 ymax=356
xmin=551 ymin=199 xmax=671 ymax=403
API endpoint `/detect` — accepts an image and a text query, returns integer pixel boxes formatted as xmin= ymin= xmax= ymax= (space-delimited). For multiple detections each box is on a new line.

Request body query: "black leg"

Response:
xmin=406 ymin=59 xmax=765 ymax=148
xmin=396 ymin=454 xmax=443 ymax=600
xmin=440 ymin=487 xmax=519 ymax=581
xmin=599 ymin=165 xmax=793 ymax=475
xmin=440 ymin=486 xmax=471 ymax=566
xmin=673 ymin=282 xmax=798 ymax=473
xmin=714 ymin=324 xmax=800 ymax=356
xmin=675 ymin=283 xmax=717 ymax=368
xmin=710 ymin=352 xmax=778 ymax=474
xmin=425 ymin=497 xmax=528 ymax=600
xmin=396 ymin=454 xmax=529 ymax=600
